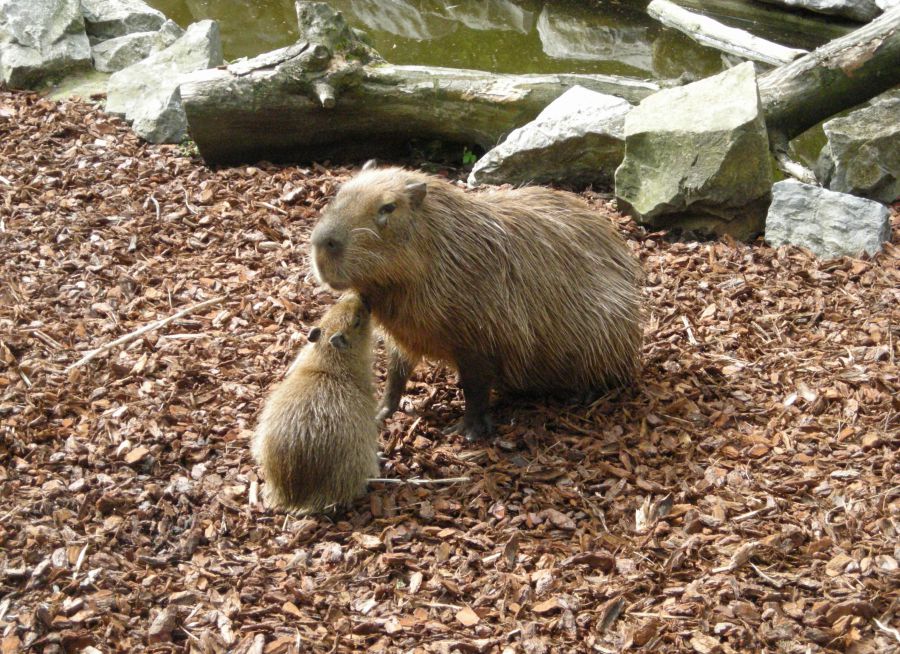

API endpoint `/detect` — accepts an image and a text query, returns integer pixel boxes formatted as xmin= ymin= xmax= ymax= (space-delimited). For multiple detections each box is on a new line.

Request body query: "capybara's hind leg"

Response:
xmin=377 ymin=346 xmax=420 ymax=423
xmin=443 ymin=351 xmax=494 ymax=442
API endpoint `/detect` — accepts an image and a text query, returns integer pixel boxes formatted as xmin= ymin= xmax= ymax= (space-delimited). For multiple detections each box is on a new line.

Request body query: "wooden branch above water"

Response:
xmin=648 ymin=0 xmax=808 ymax=66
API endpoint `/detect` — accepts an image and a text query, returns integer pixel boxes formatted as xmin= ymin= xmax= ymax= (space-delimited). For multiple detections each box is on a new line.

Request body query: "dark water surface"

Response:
xmin=146 ymin=0 xmax=848 ymax=81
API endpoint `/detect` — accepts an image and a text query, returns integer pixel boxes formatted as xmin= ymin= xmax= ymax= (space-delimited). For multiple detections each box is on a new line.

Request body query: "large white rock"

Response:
xmin=0 ymin=0 xmax=91 ymax=89
xmin=91 ymin=20 xmax=183 ymax=72
xmin=81 ymin=0 xmax=166 ymax=41
xmin=816 ymin=89 xmax=900 ymax=204
xmin=757 ymin=0 xmax=880 ymax=21
xmin=106 ymin=20 xmax=223 ymax=143
xmin=468 ymin=86 xmax=631 ymax=188
xmin=766 ymin=180 xmax=891 ymax=259
xmin=614 ymin=61 xmax=773 ymax=239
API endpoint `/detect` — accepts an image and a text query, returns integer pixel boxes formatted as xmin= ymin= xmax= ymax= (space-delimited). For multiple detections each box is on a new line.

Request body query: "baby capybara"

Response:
xmin=252 ymin=293 xmax=378 ymax=512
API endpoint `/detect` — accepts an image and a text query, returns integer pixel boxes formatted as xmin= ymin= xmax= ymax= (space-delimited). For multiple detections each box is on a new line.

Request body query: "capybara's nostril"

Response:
xmin=311 ymin=226 xmax=345 ymax=257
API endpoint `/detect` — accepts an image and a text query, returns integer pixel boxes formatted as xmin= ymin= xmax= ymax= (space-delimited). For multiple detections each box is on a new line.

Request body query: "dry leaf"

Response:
xmin=456 ymin=606 xmax=480 ymax=627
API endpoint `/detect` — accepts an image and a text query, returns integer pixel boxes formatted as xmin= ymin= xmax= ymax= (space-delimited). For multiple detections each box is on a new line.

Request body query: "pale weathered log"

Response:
xmin=759 ymin=5 xmax=900 ymax=142
xmin=182 ymin=63 xmax=660 ymax=165
xmin=180 ymin=2 xmax=659 ymax=165
xmin=648 ymin=0 xmax=807 ymax=66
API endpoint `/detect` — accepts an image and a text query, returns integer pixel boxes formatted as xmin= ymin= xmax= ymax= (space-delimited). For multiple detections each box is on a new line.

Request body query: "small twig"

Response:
xmin=0 ymin=506 xmax=22 ymax=523
xmin=257 ymin=201 xmax=288 ymax=216
xmin=72 ymin=543 xmax=88 ymax=579
xmin=368 ymin=476 xmax=471 ymax=486
xmin=750 ymin=562 xmax=784 ymax=588
xmin=31 ymin=329 xmax=64 ymax=350
xmin=874 ymin=618 xmax=900 ymax=643
xmin=627 ymin=611 xmax=694 ymax=621
xmin=183 ymin=189 xmax=199 ymax=215
xmin=681 ymin=315 xmax=697 ymax=346
xmin=157 ymin=333 xmax=210 ymax=342
xmin=145 ymin=193 xmax=161 ymax=220
xmin=66 ymin=295 xmax=227 ymax=371
xmin=17 ymin=367 xmax=32 ymax=388
xmin=770 ymin=131 xmax=818 ymax=185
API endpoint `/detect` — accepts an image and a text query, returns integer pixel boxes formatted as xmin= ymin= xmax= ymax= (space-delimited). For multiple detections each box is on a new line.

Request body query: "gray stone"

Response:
xmin=816 ymin=89 xmax=900 ymax=204
xmin=614 ymin=61 xmax=772 ymax=239
xmin=468 ymin=86 xmax=631 ymax=188
xmin=766 ymin=180 xmax=891 ymax=259
xmin=81 ymin=0 xmax=166 ymax=41
xmin=91 ymin=20 xmax=184 ymax=72
xmin=0 ymin=0 xmax=91 ymax=89
xmin=106 ymin=20 xmax=223 ymax=143
xmin=757 ymin=0 xmax=880 ymax=22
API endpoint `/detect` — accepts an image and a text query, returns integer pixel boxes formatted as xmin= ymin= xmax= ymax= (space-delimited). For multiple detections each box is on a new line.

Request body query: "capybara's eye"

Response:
xmin=379 ymin=202 xmax=396 ymax=214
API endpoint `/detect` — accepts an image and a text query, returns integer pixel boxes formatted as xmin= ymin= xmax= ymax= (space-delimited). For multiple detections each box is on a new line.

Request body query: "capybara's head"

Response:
xmin=308 ymin=293 xmax=371 ymax=354
xmin=311 ymin=161 xmax=427 ymax=293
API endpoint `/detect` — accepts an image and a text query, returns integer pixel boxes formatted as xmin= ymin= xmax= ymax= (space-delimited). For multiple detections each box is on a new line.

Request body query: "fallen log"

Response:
xmin=181 ymin=2 xmax=659 ymax=165
xmin=648 ymin=0 xmax=807 ymax=66
xmin=759 ymin=5 xmax=900 ymax=142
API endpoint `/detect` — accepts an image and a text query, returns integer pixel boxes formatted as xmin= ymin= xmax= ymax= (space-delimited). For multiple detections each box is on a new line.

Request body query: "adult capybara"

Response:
xmin=252 ymin=293 xmax=378 ymax=512
xmin=310 ymin=162 xmax=643 ymax=440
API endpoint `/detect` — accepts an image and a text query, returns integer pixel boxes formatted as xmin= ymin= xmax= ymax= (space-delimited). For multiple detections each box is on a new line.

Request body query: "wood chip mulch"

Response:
xmin=1 ymin=91 xmax=898 ymax=654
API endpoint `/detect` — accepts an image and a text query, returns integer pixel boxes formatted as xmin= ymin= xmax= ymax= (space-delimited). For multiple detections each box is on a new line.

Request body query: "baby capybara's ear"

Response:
xmin=329 ymin=333 xmax=349 ymax=350
xmin=362 ymin=159 xmax=378 ymax=171
xmin=308 ymin=327 xmax=322 ymax=342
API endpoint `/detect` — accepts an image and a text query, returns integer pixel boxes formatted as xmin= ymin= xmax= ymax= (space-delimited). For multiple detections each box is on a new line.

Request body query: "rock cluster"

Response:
xmin=0 ymin=0 xmax=92 ymax=88
xmin=1 ymin=0 xmax=222 ymax=143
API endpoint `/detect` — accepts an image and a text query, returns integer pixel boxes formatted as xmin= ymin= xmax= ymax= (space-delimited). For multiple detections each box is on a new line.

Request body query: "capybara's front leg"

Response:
xmin=444 ymin=352 xmax=494 ymax=441
xmin=376 ymin=346 xmax=419 ymax=423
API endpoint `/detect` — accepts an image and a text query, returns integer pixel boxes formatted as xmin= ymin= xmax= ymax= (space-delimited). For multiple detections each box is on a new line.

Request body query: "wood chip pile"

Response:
xmin=1 ymin=92 xmax=898 ymax=653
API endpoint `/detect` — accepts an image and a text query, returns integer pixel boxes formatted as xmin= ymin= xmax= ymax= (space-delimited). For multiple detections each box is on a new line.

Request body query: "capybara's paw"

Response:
xmin=443 ymin=414 xmax=492 ymax=442
xmin=375 ymin=404 xmax=395 ymax=424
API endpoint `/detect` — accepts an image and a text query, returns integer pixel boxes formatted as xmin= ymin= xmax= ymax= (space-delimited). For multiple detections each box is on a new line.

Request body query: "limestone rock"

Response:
xmin=468 ymin=86 xmax=631 ymax=188
xmin=614 ymin=61 xmax=772 ymax=239
xmin=81 ymin=0 xmax=166 ymax=41
xmin=91 ymin=20 xmax=184 ymax=73
xmin=816 ymin=89 xmax=900 ymax=204
xmin=0 ymin=0 xmax=91 ymax=89
xmin=757 ymin=0 xmax=880 ymax=22
xmin=106 ymin=20 xmax=223 ymax=143
xmin=766 ymin=180 xmax=891 ymax=259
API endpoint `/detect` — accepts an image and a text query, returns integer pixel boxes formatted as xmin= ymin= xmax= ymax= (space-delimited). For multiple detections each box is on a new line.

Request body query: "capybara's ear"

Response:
xmin=308 ymin=327 xmax=322 ymax=342
xmin=329 ymin=332 xmax=349 ymax=350
xmin=362 ymin=159 xmax=378 ymax=171
xmin=405 ymin=182 xmax=427 ymax=208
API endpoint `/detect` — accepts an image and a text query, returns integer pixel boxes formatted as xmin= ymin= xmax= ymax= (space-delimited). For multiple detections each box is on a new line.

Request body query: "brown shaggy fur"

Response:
xmin=252 ymin=293 xmax=378 ymax=512
xmin=310 ymin=164 xmax=643 ymax=438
